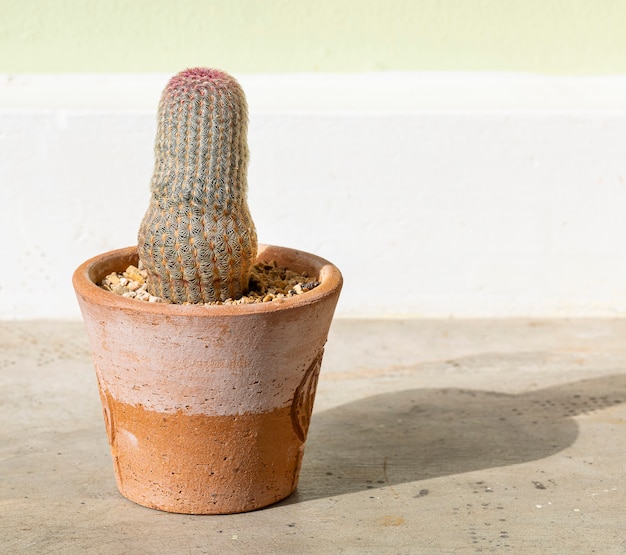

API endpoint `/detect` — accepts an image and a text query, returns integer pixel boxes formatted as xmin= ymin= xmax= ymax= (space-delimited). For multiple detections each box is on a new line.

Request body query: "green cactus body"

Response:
xmin=138 ymin=68 xmax=257 ymax=303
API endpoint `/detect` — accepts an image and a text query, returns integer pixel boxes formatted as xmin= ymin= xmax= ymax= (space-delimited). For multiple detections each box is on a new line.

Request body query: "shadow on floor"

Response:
xmin=285 ymin=373 xmax=626 ymax=503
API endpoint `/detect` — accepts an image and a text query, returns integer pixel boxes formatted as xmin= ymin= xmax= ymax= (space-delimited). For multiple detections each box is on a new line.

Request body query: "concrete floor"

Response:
xmin=1 ymin=319 xmax=625 ymax=554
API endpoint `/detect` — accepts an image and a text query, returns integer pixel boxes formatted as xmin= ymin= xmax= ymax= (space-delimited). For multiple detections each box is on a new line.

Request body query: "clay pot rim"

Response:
xmin=72 ymin=244 xmax=343 ymax=317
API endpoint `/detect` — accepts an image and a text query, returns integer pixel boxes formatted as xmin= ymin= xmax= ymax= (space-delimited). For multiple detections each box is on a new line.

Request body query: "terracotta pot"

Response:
xmin=72 ymin=244 xmax=342 ymax=514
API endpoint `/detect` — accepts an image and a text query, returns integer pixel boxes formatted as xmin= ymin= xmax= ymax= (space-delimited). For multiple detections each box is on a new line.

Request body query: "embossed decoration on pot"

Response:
xmin=72 ymin=244 xmax=342 ymax=514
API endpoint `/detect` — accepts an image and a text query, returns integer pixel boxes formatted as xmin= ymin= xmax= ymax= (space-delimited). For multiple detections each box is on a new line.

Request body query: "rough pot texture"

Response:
xmin=72 ymin=244 xmax=342 ymax=514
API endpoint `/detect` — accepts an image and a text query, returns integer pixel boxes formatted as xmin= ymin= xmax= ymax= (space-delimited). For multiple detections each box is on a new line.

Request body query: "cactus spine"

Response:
xmin=138 ymin=68 xmax=257 ymax=303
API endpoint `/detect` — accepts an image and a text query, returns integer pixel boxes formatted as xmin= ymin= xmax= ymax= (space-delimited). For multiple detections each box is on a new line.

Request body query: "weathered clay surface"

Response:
xmin=73 ymin=244 xmax=342 ymax=514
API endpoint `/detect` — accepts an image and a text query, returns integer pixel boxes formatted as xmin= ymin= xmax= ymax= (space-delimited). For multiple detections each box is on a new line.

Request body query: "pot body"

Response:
xmin=73 ymin=245 xmax=342 ymax=514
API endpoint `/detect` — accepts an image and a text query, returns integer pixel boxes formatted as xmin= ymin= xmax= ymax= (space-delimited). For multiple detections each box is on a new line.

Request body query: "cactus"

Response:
xmin=138 ymin=68 xmax=257 ymax=303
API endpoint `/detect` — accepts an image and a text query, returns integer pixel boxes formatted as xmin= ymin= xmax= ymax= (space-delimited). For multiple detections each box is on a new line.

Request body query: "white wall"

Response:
xmin=2 ymin=73 xmax=626 ymax=319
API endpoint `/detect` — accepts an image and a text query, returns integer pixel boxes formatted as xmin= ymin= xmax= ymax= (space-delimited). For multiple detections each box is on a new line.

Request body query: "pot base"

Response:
xmin=102 ymin=392 xmax=304 ymax=515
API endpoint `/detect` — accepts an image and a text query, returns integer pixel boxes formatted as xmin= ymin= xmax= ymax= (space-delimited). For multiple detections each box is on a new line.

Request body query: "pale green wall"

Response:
xmin=1 ymin=0 xmax=626 ymax=74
